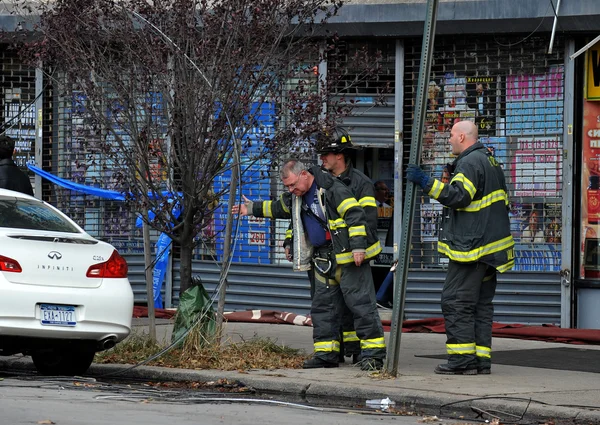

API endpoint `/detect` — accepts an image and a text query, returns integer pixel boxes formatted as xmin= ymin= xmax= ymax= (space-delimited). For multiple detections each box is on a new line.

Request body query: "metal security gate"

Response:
xmin=125 ymin=253 xmax=560 ymax=325
xmin=402 ymin=34 xmax=565 ymax=325
xmin=330 ymin=40 xmax=396 ymax=148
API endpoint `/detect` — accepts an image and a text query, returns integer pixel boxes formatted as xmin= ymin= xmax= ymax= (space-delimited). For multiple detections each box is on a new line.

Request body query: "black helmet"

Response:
xmin=315 ymin=127 xmax=357 ymax=154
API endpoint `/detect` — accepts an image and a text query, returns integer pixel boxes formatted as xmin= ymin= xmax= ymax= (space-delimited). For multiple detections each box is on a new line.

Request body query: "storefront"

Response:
xmin=6 ymin=1 xmax=600 ymax=327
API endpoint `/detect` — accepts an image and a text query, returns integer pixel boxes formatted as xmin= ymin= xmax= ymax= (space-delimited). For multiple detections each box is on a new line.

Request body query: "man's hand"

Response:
xmin=353 ymin=251 xmax=365 ymax=266
xmin=231 ymin=195 xmax=252 ymax=216
xmin=406 ymin=164 xmax=431 ymax=189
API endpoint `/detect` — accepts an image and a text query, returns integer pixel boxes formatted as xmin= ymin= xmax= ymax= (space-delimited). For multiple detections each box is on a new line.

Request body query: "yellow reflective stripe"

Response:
xmin=496 ymin=259 xmax=515 ymax=273
xmin=446 ymin=342 xmax=476 ymax=355
xmin=337 ymin=198 xmax=360 ymax=218
xmin=262 ymin=201 xmax=273 ymax=218
xmin=476 ymin=345 xmax=491 ymax=359
xmin=349 ymin=225 xmax=367 ymax=237
xmin=314 ymin=340 xmax=341 ymax=353
xmin=438 ymin=235 xmax=515 ymax=263
xmin=359 ymin=196 xmax=377 ymax=208
xmin=279 ymin=194 xmax=290 ymax=214
xmin=335 ymin=241 xmax=382 ymax=264
xmin=343 ymin=331 xmax=359 ymax=343
xmin=335 ymin=251 xmax=354 ymax=264
xmin=361 ymin=337 xmax=386 ymax=349
xmin=457 ymin=189 xmax=508 ymax=212
xmin=428 ymin=179 xmax=444 ymax=199
xmin=451 ymin=173 xmax=476 ymax=199
xmin=366 ymin=240 xmax=382 ymax=258
xmin=328 ymin=218 xmax=346 ymax=230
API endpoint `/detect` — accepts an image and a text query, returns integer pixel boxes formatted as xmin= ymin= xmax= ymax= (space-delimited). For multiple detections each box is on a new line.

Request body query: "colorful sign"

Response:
xmin=586 ymin=41 xmax=600 ymax=101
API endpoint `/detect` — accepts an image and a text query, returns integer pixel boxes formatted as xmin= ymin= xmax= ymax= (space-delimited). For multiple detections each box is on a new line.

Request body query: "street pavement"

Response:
xmin=2 ymin=314 xmax=600 ymax=423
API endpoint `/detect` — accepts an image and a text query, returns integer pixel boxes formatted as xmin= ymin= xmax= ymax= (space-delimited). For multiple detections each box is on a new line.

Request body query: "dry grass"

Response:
xmin=95 ymin=330 xmax=309 ymax=371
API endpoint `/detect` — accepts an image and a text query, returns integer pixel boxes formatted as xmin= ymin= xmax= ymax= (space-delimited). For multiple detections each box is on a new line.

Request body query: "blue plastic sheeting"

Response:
xmin=28 ymin=164 xmax=127 ymax=201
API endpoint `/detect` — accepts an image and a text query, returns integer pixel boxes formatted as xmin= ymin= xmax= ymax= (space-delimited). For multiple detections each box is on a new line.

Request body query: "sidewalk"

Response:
xmin=2 ymin=317 xmax=600 ymax=423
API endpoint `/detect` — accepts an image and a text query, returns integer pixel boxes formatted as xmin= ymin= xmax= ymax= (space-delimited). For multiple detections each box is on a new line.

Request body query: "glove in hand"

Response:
xmin=406 ymin=164 xmax=430 ymax=189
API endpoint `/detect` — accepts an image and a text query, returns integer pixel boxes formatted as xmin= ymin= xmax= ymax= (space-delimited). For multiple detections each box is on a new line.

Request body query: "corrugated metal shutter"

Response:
xmin=124 ymin=253 xmax=559 ymax=325
xmin=330 ymin=40 xmax=396 ymax=148
xmin=405 ymin=270 xmax=561 ymax=325
xmin=402 ymin=34 xmax=564 ymax=324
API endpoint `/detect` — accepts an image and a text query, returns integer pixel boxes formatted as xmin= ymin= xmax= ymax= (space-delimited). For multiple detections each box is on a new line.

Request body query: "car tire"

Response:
xmin=32 ymin=349 xmax=96 ymax=376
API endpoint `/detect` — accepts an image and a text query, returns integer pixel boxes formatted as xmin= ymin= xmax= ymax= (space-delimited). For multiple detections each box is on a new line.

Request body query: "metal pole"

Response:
xmin=385 ymin=0 xmax=439 ymax=376
xmin=34 ymin=66 xmax=43 ymax=199
xmin=570 ymin=34 xmax=600 ymax=61
xmin=547 ymin=0 xmax=561 ymax=55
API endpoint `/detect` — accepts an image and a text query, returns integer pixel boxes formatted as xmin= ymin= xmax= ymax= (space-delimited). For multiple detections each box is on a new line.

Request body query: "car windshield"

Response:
xmin=0 ymin=196 xmax=80 ymax=233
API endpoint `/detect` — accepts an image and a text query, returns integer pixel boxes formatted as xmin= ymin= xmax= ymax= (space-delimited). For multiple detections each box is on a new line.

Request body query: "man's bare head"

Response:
xmin=448 ymin=120 xmax=478 ymax=155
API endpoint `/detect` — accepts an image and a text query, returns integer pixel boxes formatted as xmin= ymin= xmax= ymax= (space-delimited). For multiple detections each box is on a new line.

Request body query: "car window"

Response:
xmin=0 ymin=197 xmax=81 ymax=233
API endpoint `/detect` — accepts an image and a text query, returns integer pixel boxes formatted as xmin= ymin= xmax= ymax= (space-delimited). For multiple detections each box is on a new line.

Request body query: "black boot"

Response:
xmin=303 ymin=357 xmax=339 ymax=369
xmin=434 ymin=363 xmax=477 ymax=375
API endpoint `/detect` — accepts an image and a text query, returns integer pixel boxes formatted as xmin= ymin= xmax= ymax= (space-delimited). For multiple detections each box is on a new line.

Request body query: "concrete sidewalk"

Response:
xmin=2 ymin=317 xmax=600 ymax=423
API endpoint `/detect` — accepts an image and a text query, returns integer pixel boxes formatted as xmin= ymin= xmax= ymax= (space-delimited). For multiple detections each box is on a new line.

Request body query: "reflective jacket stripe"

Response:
xmin=337 ymin=198 xmax=361 ymax=218
xmin=428 ymin=179 xmax=444 ymax=199
xmin=328 ymin=218 xmax=347 ymax=229
xmin=451 ymin=173 xmax=476 ymax=199
xmin=457 ymin=189 xmax=508 ymax=212
xmin=446 ymin=342 xmax=476 ymax=355
xmin=359 ymin=196 xmax=377 ymax=208
xmin=262 ymin=200 xmax=273 ymax=218
xmin=349 ymin=225 xmax=367 ymax=237
xmin=438 ymin=235 xmax=514 ymax=263
xmin=335 ymin=240 xmax=382 ymax=264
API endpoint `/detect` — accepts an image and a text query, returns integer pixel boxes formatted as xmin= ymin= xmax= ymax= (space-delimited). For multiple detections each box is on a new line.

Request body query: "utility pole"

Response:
xmin=385 ymin=0 xmax=439 ymax=376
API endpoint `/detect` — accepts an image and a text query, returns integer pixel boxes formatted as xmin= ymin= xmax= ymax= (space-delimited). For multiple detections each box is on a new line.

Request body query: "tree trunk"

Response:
xmin=178 ymin=228 xmax=194 ymax=296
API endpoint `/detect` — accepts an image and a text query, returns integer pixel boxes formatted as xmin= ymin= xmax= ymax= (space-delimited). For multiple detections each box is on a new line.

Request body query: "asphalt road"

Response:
xmin=0 ymin=375 xmax=454 ymax=425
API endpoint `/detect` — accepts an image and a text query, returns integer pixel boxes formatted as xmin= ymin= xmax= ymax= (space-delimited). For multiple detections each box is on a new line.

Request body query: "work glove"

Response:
xmin=406 ymin=164 xmax=430 ymax=189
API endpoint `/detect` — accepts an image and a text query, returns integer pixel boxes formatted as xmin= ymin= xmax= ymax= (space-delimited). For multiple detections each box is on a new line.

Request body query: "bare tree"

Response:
xmin=17 ymin=0 xmax=387 ymax=336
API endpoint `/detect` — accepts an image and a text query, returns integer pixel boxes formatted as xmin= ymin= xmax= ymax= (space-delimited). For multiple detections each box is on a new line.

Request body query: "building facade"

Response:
xmin=3 ymin=0 xmax=600 ymax=327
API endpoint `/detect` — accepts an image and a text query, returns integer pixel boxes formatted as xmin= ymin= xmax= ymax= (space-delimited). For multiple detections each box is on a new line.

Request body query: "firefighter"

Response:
xmin=233 ymin=158 xmax=386 ymax=371
xmin=406 ymin=120 xmax=514 ymax=375
xmin=315 ymin=127 xmax=378 ymax=364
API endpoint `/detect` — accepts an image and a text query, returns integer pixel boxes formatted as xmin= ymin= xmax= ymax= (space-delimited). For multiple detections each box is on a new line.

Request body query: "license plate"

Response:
xmin=40 ymin=304 xmax=76 ymax=326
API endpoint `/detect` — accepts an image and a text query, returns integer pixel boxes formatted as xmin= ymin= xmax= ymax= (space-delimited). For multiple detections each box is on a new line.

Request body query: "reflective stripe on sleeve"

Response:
xmin=337 ymin=198 xmax=361 ymax=218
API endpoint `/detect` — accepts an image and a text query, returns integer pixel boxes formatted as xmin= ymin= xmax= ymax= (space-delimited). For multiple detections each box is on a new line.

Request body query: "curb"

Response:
xmin=1 ymin=357 xmax=599 ymax=423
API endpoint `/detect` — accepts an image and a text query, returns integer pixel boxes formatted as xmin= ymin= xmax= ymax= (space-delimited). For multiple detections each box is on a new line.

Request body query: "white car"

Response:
xmin=0 ymin=189 xmax=134 ymax=375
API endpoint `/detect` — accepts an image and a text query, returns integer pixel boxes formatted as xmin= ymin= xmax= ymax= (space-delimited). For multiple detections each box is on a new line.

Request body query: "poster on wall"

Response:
xmin=505 ymin=66 xmax=564 ymax=136
xmin=580 ymin=100 xmax=600 ymax=278
xmin=511 ymin=136 xmax=562 ymax=198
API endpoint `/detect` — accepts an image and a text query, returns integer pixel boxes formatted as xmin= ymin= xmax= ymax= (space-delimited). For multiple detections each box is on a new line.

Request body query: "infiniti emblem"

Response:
xmin=48 ymin=251 xmax=63 ymax=260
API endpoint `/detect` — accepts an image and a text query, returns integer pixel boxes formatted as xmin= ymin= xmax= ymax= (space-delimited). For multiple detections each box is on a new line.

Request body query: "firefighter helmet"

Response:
xmin=315 ymin=127 xmax=357 ymax=154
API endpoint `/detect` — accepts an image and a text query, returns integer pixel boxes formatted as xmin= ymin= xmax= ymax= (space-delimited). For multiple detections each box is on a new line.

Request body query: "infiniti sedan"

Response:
xmin=0 ymin=189 xmax=134 ymax=375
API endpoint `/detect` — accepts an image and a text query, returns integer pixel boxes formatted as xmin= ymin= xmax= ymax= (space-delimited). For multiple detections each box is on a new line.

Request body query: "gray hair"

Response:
xmin=279 ymin=158 xmax=307 ymax=179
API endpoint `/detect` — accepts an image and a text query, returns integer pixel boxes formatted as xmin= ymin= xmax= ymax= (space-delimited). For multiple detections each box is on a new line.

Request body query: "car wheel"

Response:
xmin=32 ymin=349 xmax=96 ymax=376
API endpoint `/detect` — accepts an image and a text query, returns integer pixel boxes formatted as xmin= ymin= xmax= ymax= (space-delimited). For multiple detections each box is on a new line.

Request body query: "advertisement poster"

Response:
xmin=581 ymin=100 xmax=600 ymax=278
xmin=511 ymin=136 xmax=562 ymax=198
